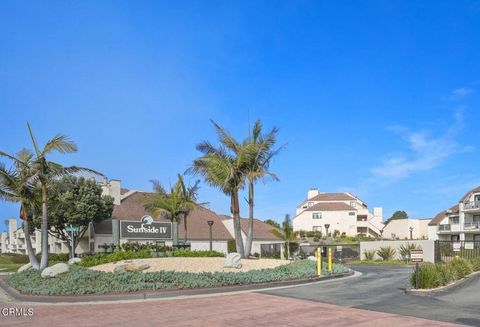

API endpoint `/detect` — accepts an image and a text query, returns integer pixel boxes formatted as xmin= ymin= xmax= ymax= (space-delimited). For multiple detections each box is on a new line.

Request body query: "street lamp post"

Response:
xmin=207 ymin=220 xmax=214 ymax=251
xmin=409 ymin=226 xmax=414 ymax=240
xmin=324 ymin=224 xmax=330 ymax=239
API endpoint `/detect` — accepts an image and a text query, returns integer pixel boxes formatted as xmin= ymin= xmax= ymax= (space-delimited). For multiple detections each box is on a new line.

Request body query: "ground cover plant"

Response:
xmin=410 ymin=257 xmax=480 ymax=289
xmin=7 ymin=260 xmax=350 ymax=295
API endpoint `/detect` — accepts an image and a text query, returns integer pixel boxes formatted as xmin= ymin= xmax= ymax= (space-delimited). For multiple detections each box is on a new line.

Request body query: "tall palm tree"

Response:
xmin=0 ymin=123 xmax=100 ymax=269
xmin=190 ymin=121 xmax=253 ymax=258
xmin=0 ymin=149 xmax=40 ymax=268
xmin=145 ymin=174 xmax=201 ymax=244
xmin=271 ymin=214 xmax=297 ymax=259
xmin=243 ymin=119 xmax=281 ymax=257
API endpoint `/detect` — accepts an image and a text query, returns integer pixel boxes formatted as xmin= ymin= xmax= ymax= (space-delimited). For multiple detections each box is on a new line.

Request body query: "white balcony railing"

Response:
xmin=438 ymin=224 xmax=451 ymax=232
xmin=464 ymin=202 xmax=480 ymax=210
xmin=464 ymin=222 xmax=480 ymax=230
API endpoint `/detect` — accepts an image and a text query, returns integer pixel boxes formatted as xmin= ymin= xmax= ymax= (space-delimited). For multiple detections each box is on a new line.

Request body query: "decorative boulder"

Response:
xmin=18 ymin=263 xmax=33 ymax=273
xmin=224 ymin=253 xmax=242 ymax=269
xmin=68 ymin=257 xmax=82 ymax=265
xmin=307 ymin=256 xmax=317 ymax=261
xmin=41 ymin=263 xmax=70 ymax=278
xmin=114 ymin=260 xmax=150 ymax=273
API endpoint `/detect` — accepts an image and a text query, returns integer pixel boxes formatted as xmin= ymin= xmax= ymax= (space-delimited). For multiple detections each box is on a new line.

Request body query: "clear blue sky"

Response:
xmin=1 ymin=1 xmax=479 ymax=231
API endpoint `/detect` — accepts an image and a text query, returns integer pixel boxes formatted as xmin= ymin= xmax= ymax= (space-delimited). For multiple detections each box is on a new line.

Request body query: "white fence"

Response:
xmin=360 ymin=240 xmax=435 ymax=263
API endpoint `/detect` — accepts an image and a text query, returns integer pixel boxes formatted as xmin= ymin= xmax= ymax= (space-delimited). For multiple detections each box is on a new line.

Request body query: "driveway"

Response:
xmin=261 ymin=264 xmax=480 ymax=326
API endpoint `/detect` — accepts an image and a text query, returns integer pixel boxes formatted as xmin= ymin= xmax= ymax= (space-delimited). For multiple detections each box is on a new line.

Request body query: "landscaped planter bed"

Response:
xmin=6 ymin=260 xmax=350 ymax=296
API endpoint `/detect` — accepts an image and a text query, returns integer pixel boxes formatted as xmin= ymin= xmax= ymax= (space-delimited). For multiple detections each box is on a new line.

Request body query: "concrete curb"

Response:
xmin=405 ymin=270 xmax=480 ymax=296
xmin=0 ymin=270 xmax=355 ymax=304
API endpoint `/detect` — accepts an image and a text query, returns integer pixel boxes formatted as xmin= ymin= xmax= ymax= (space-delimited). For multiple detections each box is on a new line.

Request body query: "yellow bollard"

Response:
xmin=316 ymin=247 xmax=322 ymax=275
xmin=328 ymin=247 xmax=332 ymax=273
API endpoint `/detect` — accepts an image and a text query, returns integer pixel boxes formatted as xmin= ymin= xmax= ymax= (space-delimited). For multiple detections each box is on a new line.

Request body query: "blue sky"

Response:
xmin=1 ymin=1 xmax=479 ymax=231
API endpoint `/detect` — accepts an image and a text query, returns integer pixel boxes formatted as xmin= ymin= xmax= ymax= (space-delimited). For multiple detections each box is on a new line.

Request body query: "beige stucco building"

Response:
xmin=293 ymin=188 xmax=384 ymax=238
xmin=381 ymin=218 xmax=431 ymax=240
xmin=428 ymin=186 xmax=480 ymax=241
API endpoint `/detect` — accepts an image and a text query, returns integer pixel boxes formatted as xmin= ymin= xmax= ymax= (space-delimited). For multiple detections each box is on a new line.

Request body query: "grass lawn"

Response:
xmin=0 ymin=263 xmax=23 ymax=272
xmin=347 ymin=260 xmax=415 ymax=266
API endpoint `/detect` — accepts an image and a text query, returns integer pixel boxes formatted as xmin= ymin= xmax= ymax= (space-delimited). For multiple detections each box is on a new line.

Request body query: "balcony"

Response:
xmin=464 ymin=202 xmax=480 ymax=211
xmin=464 ymin=222 xmax=480 ymax=230
xmin=438 ymin=224 xmax=451 ymax=232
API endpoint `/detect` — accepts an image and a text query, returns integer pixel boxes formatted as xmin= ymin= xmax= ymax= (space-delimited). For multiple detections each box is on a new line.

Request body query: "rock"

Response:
xmin=18 ymin=263 xmax=33 ymax=272
xmin=307 ymin=256 xmax=317 ymax=261
xmin=224 ymin=253 xmax=242 ymax=269
xmin=114 ymin=260 xmax=150 ymax=273
xmin=68 ymin=257 xmax=82 ymax=265
xmin=41 ymin=263 xmax=70 ymax=278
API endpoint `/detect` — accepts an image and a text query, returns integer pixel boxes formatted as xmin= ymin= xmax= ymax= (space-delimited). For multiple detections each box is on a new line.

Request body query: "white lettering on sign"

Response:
xmin=126 ymin=224 xmax=167 ymax=234
xmin=453 ymin=242 xmax=461 ymax=252
xmin=410 ymin=249 xmax=423 ymax=262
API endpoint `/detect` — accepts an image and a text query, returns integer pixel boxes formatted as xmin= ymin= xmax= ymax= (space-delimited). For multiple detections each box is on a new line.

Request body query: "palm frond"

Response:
xmin=26 ymin=122 xmax=41 ymax=157
xmin=43 ymin=134 xmax=78 ymax=155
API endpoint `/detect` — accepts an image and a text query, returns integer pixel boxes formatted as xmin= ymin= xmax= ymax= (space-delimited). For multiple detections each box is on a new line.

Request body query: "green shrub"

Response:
xmin=450 ymin=258 xmax=473 ymax=279
xmin=363 ymin=249 xmax=376 ymax=260
xmin=10 ymin=255 xmax=29 ymax=264
xmin=398 ymin=243 xmax=420 ymax=261
xmin=377 ymin=246 xmax=396 ymax=260
xmin=435 ymin=263 xmax=456 ymax=286
xmin=79 ymin=250 xmax=151 ymax=268
xmin=7 ymin=260 xmax=350 ymax=295
xmin=171 ymin=250 xmax=224 ymax=257
xmin=470 ymin=257 xmax=480 ymax=271
xmin=227 ymin=239 xmax=236 ymax=253
xmin=410 ymin=263 xmax=440 ymax=289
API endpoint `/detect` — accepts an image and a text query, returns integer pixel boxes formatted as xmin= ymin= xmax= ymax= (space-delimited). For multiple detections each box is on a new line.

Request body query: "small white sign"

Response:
xmin=453 ymin=242 xmax=461 ymax=252
xmin=336 ymin=246 xmax=342 ymax=251
xmin=465 ymin=243 xmax=474 ymax=250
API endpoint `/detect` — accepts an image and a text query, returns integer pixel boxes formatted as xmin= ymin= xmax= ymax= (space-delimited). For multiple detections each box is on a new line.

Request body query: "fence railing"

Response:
xmin=299 ymin=243 xmax=360 ymax=261
xmin=464 ymin=202 xmax=480 ymax=210
xmin=434 ymin=240 xmax=480 ymax=263
xmin=464 ymin=222 xmax=480 ymax=230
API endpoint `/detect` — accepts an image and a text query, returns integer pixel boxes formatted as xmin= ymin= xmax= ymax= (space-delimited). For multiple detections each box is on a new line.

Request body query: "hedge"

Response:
xmin=411 ymin=257 xmax=480 ymax=289
xmin=7 ymin=260 xmax=350 ymax=295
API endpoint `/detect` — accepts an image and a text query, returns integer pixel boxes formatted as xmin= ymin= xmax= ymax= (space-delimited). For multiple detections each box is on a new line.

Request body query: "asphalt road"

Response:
xmin=261 ymin=264 xmax=480 ymax=326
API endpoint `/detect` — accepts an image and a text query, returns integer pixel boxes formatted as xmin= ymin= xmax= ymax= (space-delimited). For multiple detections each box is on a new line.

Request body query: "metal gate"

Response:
xmin=261 ymin=243 xmax=282 ymax=258
xmin=299 ymin=243 xmax=360 ymax=261
xmin=434 ymin=240 xmax=480 ymax=263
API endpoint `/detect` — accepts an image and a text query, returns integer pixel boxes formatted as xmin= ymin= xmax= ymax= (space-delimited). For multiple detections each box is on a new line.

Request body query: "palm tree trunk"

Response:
xmin=287 ymin=240 xmax=290 ymax=260
xmin=21 ymin=207 xmax=39 ymax=270
xmin=39 ymin=184 xmax=49 ymax=269
xmin=244 ymin=181 xmax=254 ymax=257
xmin=184 ymin=213 xmax=188 ymax=244
xmin=231 ymin=190 xmax=245 ymax=258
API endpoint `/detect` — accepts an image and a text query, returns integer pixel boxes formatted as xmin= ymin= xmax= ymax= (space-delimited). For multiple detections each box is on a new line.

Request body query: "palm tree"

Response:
xmin=145 ymin=174 xmax=201 ymax=244
xmin=271 ymin=214 xmax=297 ymax=259
xmin=243 ymin=119 xmax=281 ymax=257
xmin=0 ymin=149 xmax=40 ymax=268
xmin=0 ymin=123 xmax=100 ymax=269
xmin=189 ymin=121 xmax=252 ymax=258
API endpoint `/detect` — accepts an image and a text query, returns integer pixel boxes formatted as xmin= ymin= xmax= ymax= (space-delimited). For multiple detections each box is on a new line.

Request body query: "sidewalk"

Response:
xmin=0 ymin=292 xmax=460 ymax=326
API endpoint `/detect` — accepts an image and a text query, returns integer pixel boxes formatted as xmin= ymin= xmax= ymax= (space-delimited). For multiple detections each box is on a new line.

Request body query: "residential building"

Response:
xmin=1 ymin=179 xmax=285 ymax=257
xmin=381 ymin=218 xmax=431 ymax=240
xmin=428 ymin=186 xmax=480 ymax=241
xmin=293 ymin=188 xmax=384 ymax=238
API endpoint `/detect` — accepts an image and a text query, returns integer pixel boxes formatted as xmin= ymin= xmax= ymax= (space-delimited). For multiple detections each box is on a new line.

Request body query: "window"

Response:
xmin=451 ymin=235 xmax=460 ymax=241
xmin=349 ymin=212 xmax=355 ymax=216
xmin=307 ymin=202 xmax=314 ymax=208
xmin=474 ymin=235 xmax=480 ymax=242
xmin=449 ymin=216 xmax=459 ymax=224
xmin=350 ymin=201 xmax=357 ymax=208
xmin=474 ymin=215 xmax=480 ymax=223
xmin=313 ymin=226 xmax=322 ymax=232
xmin=312 ymin=213 xmax=322 ymax=219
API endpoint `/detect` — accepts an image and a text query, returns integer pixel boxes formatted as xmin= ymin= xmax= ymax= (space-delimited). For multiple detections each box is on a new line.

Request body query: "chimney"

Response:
xmin=307 ymin=188 xmax=320 ymax=199
xmin=101 ymin=179 xmax=122 ymax=205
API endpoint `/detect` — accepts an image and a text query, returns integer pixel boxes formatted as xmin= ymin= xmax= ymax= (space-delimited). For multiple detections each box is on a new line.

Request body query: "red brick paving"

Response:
xmin=0 ymin=293 xmax=460 ymax=327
